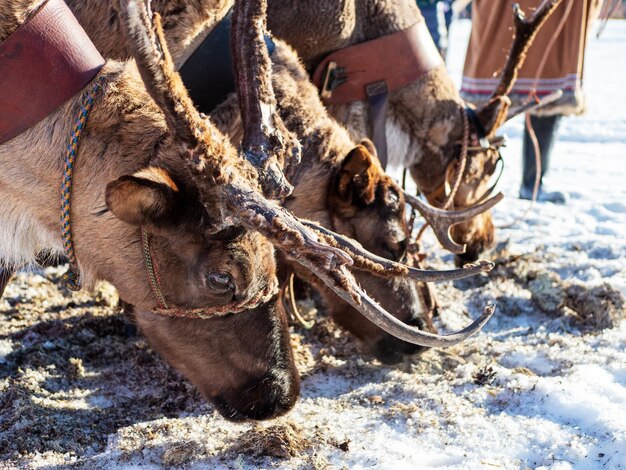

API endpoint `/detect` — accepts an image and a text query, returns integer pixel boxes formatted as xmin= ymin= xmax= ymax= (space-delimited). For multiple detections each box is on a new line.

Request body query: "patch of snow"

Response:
xmin=0 ymin=339 xmax=12 ymax=363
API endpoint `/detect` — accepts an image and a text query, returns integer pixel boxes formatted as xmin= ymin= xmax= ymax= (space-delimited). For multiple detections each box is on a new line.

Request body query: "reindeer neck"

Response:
xmin=353 ymin=0 xmax=422 ymax=43
xmin=0 ymin=61 xmax=166 ymax=290
xmin=282 ymin=116 xmax=355 ymax=228
xmin=264 ymin=46 xmax=355 ymax=224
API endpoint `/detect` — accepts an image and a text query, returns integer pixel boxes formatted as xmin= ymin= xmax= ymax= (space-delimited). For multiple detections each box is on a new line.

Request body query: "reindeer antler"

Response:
xmin=490 ymin=0 xmax=564 ymax=100
xmin=231 ymin=0 xmax=300 ymax=199
xmin=403 ymin=191 xmax=505 ymax=254
xmin=119 ymin=0 xmax=496 ymax=348
xmin=506 ymin=89 xmax=563 ymax=121
xmin=301 ymin=221 xmax=495 ymax=281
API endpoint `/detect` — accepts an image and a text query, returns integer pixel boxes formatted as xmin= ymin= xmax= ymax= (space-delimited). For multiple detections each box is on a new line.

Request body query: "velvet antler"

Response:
xmin=231 ymin=0 xmax=300 ymax=199
xmin=119 ymin=0 xmax=496 ymax=347
xmin=476 ymin=0 xmax=565 ymax=136
xmin=491 ymin=0 xmax=565 ymax=99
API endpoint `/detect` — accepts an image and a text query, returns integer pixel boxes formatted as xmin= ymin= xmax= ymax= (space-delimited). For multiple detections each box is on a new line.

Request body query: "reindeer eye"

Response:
xmin=207 ymin=272 xmax=234 ymax=293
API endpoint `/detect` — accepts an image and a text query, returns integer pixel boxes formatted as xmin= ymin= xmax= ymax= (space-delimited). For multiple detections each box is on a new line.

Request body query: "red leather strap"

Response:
xmin=312 ymin=21 xmax=443 ymax=105
xmin=0 ymin=0 xmax=105 ymax=144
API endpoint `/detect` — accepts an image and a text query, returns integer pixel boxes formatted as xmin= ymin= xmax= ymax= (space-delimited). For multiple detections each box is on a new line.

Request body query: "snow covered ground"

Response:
xmin=1 ymin=19 xmax=625 ymax=470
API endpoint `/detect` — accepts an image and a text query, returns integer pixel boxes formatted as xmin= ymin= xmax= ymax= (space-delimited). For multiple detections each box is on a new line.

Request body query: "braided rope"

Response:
xmin=142 ymin=228 xmax=169 ymax=309
xmin=413 ymin=104 xmax=470 ymax=246
xmin=442 ymin=105 xmax=470 ymax=210
xmin=141 ymin=228 xmax=278 ymax=319
xmin=61 ymin=77 xmax=106 ymax=291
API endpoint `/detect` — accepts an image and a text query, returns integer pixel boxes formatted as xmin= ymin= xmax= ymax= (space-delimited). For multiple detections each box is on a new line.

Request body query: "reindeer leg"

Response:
xmin=231 ymin=0 xmax=301 ymax=199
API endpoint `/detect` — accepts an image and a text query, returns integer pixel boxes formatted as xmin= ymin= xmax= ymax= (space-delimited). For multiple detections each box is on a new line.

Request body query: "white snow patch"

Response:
xmin=0 ymin=339 xmax=13 ymax=363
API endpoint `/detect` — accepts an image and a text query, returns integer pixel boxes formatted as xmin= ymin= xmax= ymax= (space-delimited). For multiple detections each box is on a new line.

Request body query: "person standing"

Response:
xmin=460 ymin=0 xmax=603 ymax=203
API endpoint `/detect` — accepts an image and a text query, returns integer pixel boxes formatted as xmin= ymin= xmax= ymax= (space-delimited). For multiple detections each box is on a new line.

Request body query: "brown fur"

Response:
xmin=267 ymin=0 xmax=506 ymax=265
xmin=0 ymin=0 xmax=298 ymax=420
xmin=66 ymin=0 xmax=433 ymax=361
xmin=68 ymin=0 xmax=231 ymax=65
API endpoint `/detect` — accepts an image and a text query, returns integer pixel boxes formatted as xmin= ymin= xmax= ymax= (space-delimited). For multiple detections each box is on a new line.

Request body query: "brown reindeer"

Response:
xmin=65 ymin=0 xmax=496 ymax=363
xmin=211 ymin=42 xmax=434 ymax=363
xmin=267 ymin=0 xmax=563 ymax=265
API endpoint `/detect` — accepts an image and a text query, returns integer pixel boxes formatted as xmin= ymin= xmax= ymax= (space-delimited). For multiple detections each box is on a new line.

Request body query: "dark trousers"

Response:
xmin=521 ymin=114 xmax=562 ymax=190
xmin=421 ymin=2 xmax=453 ymax=57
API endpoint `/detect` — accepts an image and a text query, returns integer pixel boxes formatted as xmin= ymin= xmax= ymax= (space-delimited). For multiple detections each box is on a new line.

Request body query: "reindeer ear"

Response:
xmin=475 ymin=96 xmax=511 ymax=138
xmin=118 ymin=0 xmax=203 ymax=143
xmin=358 ymin=138 xmax=378 ymax=158
xmin=332 ymin=144 xmax=382 ymax=206
xmin=106 ymin=167 xmax=180 ymax=227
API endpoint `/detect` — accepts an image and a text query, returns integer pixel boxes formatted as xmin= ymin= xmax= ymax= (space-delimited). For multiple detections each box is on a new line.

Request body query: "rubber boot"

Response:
xmin=519 ymin=114 xmax=567 ymax=204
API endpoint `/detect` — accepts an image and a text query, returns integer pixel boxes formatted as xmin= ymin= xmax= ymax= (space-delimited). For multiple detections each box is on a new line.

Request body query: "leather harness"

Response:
xmin=179 ymin=8 xmax=275 ymax=115
xmin=311 ymin=21 xmax=443 ymax=169
xmin=0 ymin=0 xmax=104 ymax=144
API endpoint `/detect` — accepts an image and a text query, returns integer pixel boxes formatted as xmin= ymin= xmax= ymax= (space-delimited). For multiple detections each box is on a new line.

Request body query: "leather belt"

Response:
xmin=312 ymin=21 xmax=443 ymax=168
xmin=0 ymin=0 xmax=105 ymax=144
xmin=179 ymin=8 xmax=276 ymax=115
xmin=313 ymin=21 xmax=443 ymax=104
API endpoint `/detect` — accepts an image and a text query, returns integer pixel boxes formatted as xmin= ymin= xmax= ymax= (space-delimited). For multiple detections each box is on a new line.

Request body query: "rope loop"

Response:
xmin=60 ymin=76 xmax=106 ymax=291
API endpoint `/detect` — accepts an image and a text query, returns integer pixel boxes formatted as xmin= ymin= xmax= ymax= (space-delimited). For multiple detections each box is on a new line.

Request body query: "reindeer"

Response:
xmin=64 ymin=0 xmax=498 ymax=363
xmin=1 ymin=0 xmax=496 ymax=418
xmin=213 ymin=39 xmax=499 ymax=361
xmin=267 ymin=0 xmax=564 ymax=265
xmin=0 ymin=0 xmax=303 ymax=421
xmin=212 ymin=42 xmax=436 ymax=363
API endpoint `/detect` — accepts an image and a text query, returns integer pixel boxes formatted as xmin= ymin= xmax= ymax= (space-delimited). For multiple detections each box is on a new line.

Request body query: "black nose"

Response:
xmin=454 ymin=246 xmax=481 ymax=267
xmin=372 ymin=317 xmax=431 ymax=364
xmin=381 ymin=238 xmax=408 ymax=262
xmin=213 ymin=370 xmax=300 ymax=421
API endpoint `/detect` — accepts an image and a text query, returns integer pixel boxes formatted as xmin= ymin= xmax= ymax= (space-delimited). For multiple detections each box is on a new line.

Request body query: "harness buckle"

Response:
xmin=320 ymin=61 xmax=347 ymax=100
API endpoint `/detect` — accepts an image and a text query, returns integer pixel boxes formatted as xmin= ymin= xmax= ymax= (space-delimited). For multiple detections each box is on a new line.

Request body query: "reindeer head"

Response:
xmin=325 ymin=140 xmax=433 ymax=362
xmin=97 ymin=0 xmax=300 ymax=420
xmin=407 ymin=102 xmax=503 ymax=267
xmin=407 ymin=0 xmax=563 ymax=266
